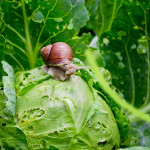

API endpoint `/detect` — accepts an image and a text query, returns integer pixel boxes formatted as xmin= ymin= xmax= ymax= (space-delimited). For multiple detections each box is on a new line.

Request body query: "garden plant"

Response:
xmin=0 ymin=0 xmax=150 ymax=150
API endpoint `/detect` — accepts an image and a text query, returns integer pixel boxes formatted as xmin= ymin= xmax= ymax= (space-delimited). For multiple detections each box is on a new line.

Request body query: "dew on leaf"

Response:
xmin=54 ymin=18 xmax=63 ymax=22
xmin=118 ymin=62 xmax=125 ymax=69
xmin=32 ymin=11 xmax=44 ymax=23
xmin=133 ymin=26 xmax=139 ymax=30
xmin=56 ymin=24 xmax=60 ymax=30
xmin=137 ymin=45 xmax=147 ymax=54
xmin=131 ymin=44 xmax=136 ymax=49
xmin=103 ymin=38 xmax=110 ymax=45
xmin=115 ymin=52 xmax=123 ymax=61
xmin=118 ymin=31 xmax=127 ymax=39
xmin=67 ymin=21 xmax=73 ymax=30
xmin=137 ymin=36 xmax=147 ymax=54
xmin=63 ymin=24 xmax=67 ymax=29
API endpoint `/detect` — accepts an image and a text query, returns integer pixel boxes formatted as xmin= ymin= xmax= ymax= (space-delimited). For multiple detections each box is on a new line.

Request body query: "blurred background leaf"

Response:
xmin=85 ymin=0 xmax=123 ymax=35
xmin=130 ymin=120 xmax=150 ymax=148
xmin=1 ymin=0 xmax=89 ymax=71
xmin=99 ymin=0 xmax=150 ymax=108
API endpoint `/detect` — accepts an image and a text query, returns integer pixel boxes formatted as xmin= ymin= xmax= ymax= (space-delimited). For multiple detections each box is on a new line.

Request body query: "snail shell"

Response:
xmin=40 ymin=42 xmax=73 ymax=66
xmin=40 ymin=42 xmax=82 ymax=81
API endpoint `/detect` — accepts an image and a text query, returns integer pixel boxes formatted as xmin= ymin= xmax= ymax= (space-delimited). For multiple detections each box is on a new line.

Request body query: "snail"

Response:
xmin=40 ymin=42 xmax=82 ymax=81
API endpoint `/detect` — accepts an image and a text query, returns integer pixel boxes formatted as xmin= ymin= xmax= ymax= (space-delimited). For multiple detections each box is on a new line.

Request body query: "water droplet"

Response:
xmin=137 ymin=36 xmax=147 ymax=54
xmin=129 ymin=0 xmax=133 ymax=2
xmin=32 ymin=11 xmax=44 ymax=23
xmin=67 ymin=20 xmax=73 ymax=30
xmin=56 ymin=24 xmax=59 ymax=30
xmin=137 ymin=45 xmax=147 ymax=54
xmin=103 ymin=38 xmax=110 ymax=45
xmin=54 ymin=18 xmax=63 ymax=22
xmin=133 ymin=26 xmax=139 ymax=30
xmin=63 ymin=24 xmax=67 ymax=29
xmin=118 ymin=62 xmax=125 ymax=69
xmin=118 ymin=31 xmax=127 ymax=39
xmin=131 ymin=44 xmax=136 ymax=49
xmin=115 ymin=52 xmax=123 ymax=61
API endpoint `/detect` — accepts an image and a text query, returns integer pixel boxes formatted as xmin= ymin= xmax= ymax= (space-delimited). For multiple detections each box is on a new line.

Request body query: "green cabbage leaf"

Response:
xmin=15 ymin=68 xmax=120 ymax=150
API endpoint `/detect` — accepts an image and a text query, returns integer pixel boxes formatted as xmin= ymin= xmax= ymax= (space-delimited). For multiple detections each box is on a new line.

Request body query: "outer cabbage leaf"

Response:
xmin=1 ymin=0 xmax=89 ymax=70
xmin=15 ymin=68 xmax=51 ymax=96
xmin=0 ymin=126 xmax=28 ymax=150
xmin=0 ymin=88 xmax=28 ymax=150
xmin=74 ymin=57 xmax=130 ymax=145
xmin=2 ymin=61 xmax=16 ymax=115
xmin=15 ymin=68 xmax=120 ymax=150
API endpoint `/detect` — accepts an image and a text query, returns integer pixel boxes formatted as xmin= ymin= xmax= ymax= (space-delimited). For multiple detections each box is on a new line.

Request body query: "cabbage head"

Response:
xmin=15 ymin=68 xmax=120 ymax=150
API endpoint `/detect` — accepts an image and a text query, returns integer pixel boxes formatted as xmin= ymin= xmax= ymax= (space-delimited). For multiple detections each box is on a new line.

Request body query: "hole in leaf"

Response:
xmin=76 ymin=49 xmax=82 ymax=53
xmin=121 ymin=140 xmax=125 ymax=143
xmin=24 ymin=73 xmax=30 ymax=77
xmin=98 ymin=140 xmax=107 ymax=146
xmin=27 ymin=126 xmax=33 ymax=131
xmin=22 ymin=115 xmax=28 ymax=120
xmin=42 ymin=95 xmax=49 ymax=100
xmin=19 ymin=82 xmax=23 ymax=86
xmin=36 ymin=110 xmax=45 ymax=117
xmin=2 ymin=122 xmax=6 ymax=127
xmin=102 ymin=123 xmax=106 ymax=128
xmin=49 ymin=145 xmax=59 ymax=150
xmin=112 ymin=145 xmax=116 ymax=150
xmin=59 ymin=128 xmax=67 ymax=132
xmin=77 ymin=139 xmax=84 ymax=144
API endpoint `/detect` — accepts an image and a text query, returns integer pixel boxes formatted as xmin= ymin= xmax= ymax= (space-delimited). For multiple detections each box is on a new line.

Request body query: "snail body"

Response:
xmin=40 ymin=42 xmax=79 ymax=81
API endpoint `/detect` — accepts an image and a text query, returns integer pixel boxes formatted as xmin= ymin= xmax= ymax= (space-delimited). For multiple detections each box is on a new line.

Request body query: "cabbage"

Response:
xmin=14 ymin=68 xmax=120 ymax=150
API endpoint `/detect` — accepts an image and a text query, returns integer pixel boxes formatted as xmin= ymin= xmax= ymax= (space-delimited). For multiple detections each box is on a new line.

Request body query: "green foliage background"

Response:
xmin=0 ymin=0 xmax=150 ymax=149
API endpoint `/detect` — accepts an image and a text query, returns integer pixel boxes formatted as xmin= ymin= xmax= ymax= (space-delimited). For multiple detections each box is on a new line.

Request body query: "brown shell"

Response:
xmin=40 ymin=45 xmax=52 ymax=65
xmin=49 ymin=42 xmax=73 ymax=65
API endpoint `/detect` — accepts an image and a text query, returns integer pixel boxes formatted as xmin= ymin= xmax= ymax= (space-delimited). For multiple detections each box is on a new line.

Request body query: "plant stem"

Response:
xmin=86 ymin=50 xmax=150 ymax=123
xmin=129 ymin=103 xmax=150 ymax=122
xmin=21 ymin=0 xmax=34 ymax=69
